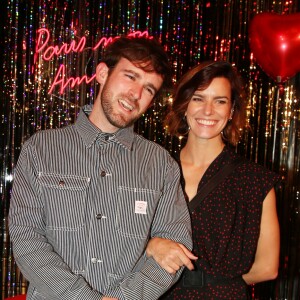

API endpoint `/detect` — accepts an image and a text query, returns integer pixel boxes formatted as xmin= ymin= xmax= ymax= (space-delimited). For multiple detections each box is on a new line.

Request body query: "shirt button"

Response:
xmin=91 ymin=257 xmax=102 ymax=264
xmin=100 ymin=171 xmax=106 ymax=177
xmin=96 ymin=213 xmax=102 ymax=219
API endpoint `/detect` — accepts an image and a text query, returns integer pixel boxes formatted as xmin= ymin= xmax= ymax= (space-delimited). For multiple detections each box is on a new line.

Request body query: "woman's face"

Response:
xmin=185 ymin=77 xmax=233 ymax=142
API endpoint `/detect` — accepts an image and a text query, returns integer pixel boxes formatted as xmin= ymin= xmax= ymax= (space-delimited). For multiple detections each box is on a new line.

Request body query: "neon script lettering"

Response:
xmin=36 ymin=28 xmax=86 ymax=60
xmin=36 ymin=28 xmax=150 ymax=94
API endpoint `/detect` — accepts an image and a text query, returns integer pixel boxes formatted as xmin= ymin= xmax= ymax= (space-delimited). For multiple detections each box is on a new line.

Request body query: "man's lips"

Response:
xmin=119 ymin=99 xmax=134 ymax=111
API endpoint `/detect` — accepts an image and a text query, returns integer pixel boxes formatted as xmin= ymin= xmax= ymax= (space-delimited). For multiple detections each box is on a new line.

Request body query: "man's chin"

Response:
xmin=109 ymin=116 xmax=137 ymax=129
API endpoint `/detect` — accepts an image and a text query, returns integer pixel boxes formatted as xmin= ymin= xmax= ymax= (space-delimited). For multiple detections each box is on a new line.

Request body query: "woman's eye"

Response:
xmin=192 ymin=96 xmax=203 ymax=101
xmin=216 ymin=99 xmax=228 ymax=104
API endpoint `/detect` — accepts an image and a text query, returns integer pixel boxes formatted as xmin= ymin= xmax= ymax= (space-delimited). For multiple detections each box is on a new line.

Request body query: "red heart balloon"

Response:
xmin=249 ymin=13 xmax=300 ymax=83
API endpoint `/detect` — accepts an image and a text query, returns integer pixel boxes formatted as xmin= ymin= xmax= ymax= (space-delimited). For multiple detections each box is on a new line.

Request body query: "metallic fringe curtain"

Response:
xmin=0 ymin=0 xmax=299 ymax=299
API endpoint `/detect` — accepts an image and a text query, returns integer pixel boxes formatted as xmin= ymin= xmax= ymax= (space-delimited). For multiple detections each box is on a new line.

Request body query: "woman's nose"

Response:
xmin=203 ymin=101 xmax=213 ymax=115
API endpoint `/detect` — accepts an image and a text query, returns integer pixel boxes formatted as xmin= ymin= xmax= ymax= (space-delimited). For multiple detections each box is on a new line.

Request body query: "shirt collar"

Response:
xmin=75 ymin=105 xmax=135 ymax=150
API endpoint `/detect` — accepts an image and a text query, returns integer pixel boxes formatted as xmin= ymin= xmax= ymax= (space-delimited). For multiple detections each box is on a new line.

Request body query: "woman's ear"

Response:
xmin=229 ymin=107 xmax=234 ymax=120
xmin=95 ymin=62 xmax=109 ymax=84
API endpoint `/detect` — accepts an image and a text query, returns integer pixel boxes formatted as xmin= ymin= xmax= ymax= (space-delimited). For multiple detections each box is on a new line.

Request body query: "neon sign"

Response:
xmin=35 ymin=28 xmax=151 ymax=94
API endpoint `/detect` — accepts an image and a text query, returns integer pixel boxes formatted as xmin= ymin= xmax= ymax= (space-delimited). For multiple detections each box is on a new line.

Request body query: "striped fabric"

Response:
xmin=9 ymin=105 xmax=192 ymax=300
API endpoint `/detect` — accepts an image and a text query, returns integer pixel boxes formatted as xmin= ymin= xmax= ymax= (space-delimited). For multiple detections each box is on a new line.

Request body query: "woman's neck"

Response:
xmin=180 ymin=135 xmax=225 ymax=201
xmin=181 ymin=135 xmax=225 ymax=167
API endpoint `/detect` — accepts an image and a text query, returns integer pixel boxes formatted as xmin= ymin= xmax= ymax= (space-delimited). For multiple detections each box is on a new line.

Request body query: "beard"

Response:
xmin=100 ymin=84 xmax=139 ymax=129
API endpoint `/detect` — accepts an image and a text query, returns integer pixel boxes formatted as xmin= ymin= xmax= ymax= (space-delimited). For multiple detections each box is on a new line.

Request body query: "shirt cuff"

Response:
xmin=77 ymin=285 xmax=104 ymax=300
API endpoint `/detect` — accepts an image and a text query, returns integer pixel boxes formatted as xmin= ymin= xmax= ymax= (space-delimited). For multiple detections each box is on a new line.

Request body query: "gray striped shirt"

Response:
xmin=9 ymin=105 xmax=192 ymax=300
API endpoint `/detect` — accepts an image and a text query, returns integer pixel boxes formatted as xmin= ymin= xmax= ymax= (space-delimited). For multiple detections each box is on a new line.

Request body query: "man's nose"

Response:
xmin=129 ymin=84 xmax=143 ymax=101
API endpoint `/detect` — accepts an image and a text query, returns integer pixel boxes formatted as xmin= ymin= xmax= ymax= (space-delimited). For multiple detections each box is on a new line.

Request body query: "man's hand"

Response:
xmin=146 ymin=237 xmax=198 ymax=275
xmin=103 ymin=297 xmax=118 ymax=300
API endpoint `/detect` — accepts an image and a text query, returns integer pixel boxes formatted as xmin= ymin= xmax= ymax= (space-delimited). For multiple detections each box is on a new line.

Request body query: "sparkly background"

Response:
xmin=0 ymin=0 xmax=299 ymax=299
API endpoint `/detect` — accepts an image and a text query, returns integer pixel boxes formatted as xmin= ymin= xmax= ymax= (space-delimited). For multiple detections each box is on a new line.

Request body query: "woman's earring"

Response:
xmin=221 ymin=130 xmax=228 ymax=141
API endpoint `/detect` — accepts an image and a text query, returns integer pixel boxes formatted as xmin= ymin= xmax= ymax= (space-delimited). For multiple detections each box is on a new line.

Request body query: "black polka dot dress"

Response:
xmin=161 ymin=146 xmax=280 ymax=299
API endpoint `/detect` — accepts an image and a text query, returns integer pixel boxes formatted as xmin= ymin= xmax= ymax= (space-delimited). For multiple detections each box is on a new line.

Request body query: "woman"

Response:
xmin=147 ymin=61 xmax=280 ymax=299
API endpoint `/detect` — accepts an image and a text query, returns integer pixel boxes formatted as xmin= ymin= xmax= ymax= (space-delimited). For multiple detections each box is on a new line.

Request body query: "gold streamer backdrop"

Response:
xmin=0 ymin=0 xmax=299 ymax=299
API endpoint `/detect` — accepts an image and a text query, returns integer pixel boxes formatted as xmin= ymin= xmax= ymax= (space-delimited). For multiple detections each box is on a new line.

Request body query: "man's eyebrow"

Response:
xmin=123 ymin=69 xmax=140 ymax=78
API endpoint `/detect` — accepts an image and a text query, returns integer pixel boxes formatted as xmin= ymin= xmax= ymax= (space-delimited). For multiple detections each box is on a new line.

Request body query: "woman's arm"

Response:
xmin=242 ymin=188 xmax=280 ymax=284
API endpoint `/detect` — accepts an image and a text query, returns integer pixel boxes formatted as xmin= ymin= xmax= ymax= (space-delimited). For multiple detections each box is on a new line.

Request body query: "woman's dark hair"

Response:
xmin=102 ymin=36 xmax=173 ymax=100
xmin=165 ymin=61 xmax=247 ymax=146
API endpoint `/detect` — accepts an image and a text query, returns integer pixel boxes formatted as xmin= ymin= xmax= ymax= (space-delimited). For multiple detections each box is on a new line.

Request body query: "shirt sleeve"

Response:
xmin=103 ymin=156 xmax=193 ymax=300
xmin=8 ymin=139 xmax=103 ymax=300
xmin=149 ymin=156 xmax=193 ymax=247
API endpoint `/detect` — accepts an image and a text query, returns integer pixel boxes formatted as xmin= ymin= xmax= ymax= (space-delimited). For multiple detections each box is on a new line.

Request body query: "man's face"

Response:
xmin=96 ymin=58 xmax=163 ymax=133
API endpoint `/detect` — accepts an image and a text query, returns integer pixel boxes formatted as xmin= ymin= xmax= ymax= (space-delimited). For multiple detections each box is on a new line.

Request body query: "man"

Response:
xmin=9 ymin=36 xmax=193 ymax=300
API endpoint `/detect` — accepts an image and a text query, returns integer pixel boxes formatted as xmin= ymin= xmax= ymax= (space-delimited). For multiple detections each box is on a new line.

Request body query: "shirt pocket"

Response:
xmin=116 ymin=186 xmax=160 ymax=239
xmin=37 ymin=172 xmax=91 ymax=230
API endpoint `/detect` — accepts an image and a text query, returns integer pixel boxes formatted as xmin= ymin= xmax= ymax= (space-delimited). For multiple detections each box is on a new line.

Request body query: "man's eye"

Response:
xmin=145 ymin=87 xmax=154 ymax=96
xmin=126 ymin=74 xmax=135 ymax=80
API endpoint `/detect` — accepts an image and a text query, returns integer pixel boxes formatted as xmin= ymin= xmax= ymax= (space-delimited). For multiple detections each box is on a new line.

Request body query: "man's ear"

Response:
xmin=95 ymin=62 xmax=109 ymax=84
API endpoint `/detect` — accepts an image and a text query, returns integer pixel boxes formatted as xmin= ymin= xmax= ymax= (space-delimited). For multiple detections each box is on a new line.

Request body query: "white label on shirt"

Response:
xmin=135 ymin=201 xmax=147 ymax=214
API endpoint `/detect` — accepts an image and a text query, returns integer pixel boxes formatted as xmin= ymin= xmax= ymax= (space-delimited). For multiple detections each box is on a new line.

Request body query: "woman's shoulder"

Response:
xmin=224 ymin=146 xmax=281 ymax=186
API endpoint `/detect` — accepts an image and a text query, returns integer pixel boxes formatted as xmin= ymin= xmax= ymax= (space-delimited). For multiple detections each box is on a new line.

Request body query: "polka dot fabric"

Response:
xmin=161 ymin=146 xmax=280 ymax=299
